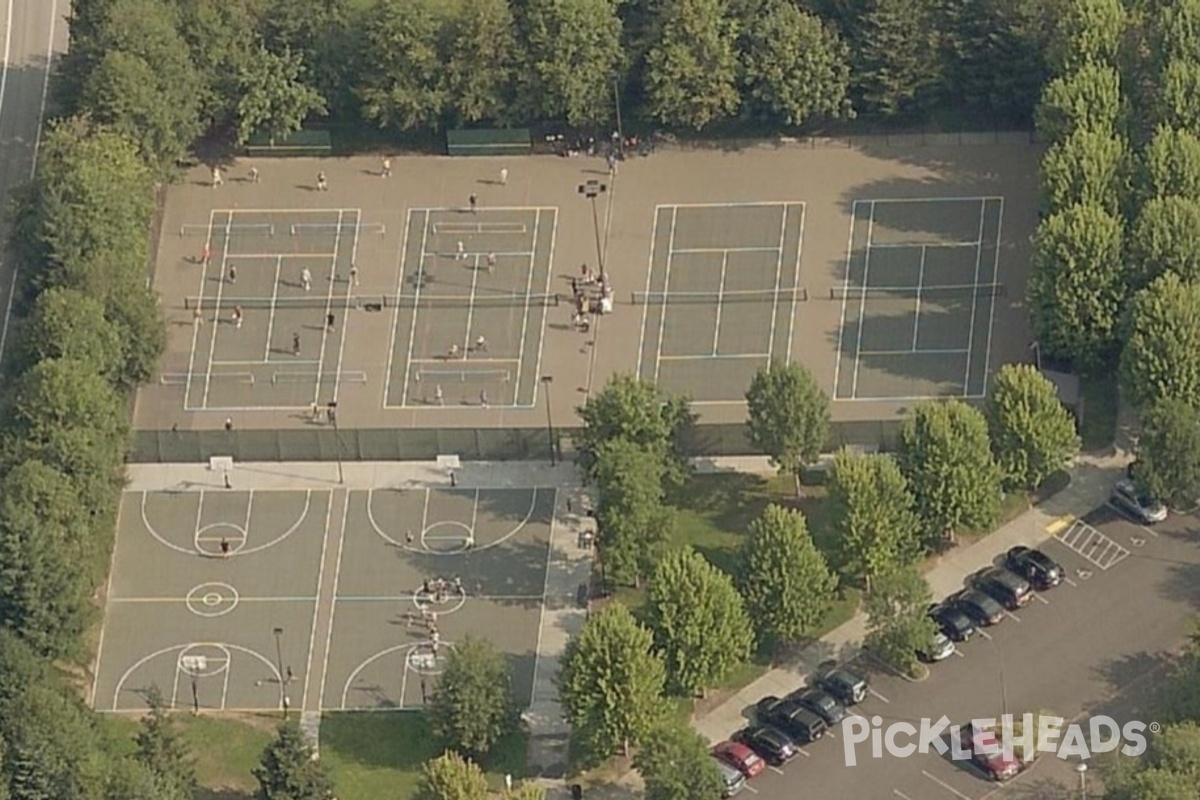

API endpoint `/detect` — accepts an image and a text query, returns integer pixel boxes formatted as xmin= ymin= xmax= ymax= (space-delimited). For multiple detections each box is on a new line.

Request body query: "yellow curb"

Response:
xmin=1044 ymin=514 xmax=1074 ymax=535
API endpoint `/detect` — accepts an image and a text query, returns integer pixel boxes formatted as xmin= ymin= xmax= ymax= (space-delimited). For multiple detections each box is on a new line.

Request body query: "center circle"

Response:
xmin=420 ymin=520 xmax=474 ymax=554
xmin=411 ymin=583 xmax=467 ymax=615
xmin=186 ymin=582 xmax=240 ymax=617
xmin=195 ymin=522 xmax=248 ymax=557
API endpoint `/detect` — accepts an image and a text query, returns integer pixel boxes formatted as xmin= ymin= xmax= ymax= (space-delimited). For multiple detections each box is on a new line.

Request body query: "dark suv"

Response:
xmin=970 ymin=567 xmax=1032 ymax=610
xmin=952 ymin=589 xmax=1005 ymax=626
xmin=929 ymin=602 xmax=976 ymax=641
xmin=1004 ymin=546 xmax=1063 ymax=590
xmin=786 ymin=687 xmax=846 ymax=726
xmin=814 ymin=668 xmax=868 ymax=706
xmin=756 ymin=696 xmax=828 ymax=744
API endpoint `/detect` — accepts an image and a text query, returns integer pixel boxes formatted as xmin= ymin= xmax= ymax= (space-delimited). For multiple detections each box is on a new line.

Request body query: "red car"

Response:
xmin=960 ymin=723 xmax=1022 ymax=781
xmin=712 ymin=740 xmax=766 ymax=779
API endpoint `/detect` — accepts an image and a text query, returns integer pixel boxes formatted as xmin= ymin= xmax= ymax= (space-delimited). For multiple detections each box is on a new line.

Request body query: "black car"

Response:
xmin=952 ymin=589 xmax=1005 ymax=626
xmin=1004 ymin=546 xmax=1063 ymax=590
xmin=733 ymin=725 xmax=797 ymax=765
xmin=786 ymin=687 xmax=847 ymax=725
xmin=756 ymin=696 xmax=828 ymax=744
xmin=814 ymin=668 xmax=868 ymax=706
xmin=928 ymin=602 xmax=976 ymax=641
xmin=969 ymin=567 xmax=1033 ymax=610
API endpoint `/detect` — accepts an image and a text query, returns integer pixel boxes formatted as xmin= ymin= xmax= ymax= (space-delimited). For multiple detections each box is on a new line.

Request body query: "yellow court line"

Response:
xmin=1045 ymin=514 xmax=1075 ymax=535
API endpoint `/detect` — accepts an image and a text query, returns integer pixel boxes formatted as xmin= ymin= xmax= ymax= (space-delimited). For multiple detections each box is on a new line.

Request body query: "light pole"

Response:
xmin=1076 ymin=762 xmax=1088 ymax=800
xmin=613 ymin=78 xmax=624 ymax=150
xmin=578 ymin=180 xmax=608 ymax=278
xmin=327 ymin=400 xmax=344 ymax=485
xmin=540 ymin=375 xmax=556 ymax=466
xmin=272 ymin=627 xmax=285 ymax=715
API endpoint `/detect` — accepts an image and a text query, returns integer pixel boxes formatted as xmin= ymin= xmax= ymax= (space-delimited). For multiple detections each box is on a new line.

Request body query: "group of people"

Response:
xmin=570 ymin=263 xmax=614 ymax=332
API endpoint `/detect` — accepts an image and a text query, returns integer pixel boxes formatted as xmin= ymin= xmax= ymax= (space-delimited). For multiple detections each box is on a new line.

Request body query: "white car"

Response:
xmin=1111 ymin=479 xmax=1168 ymax=523
xmin=917 ymin=631 xmax=956 ymax=662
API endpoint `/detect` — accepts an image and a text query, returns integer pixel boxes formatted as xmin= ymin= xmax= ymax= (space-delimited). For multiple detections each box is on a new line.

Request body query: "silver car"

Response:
xmin=1111 ymin=479 xmax=1167 ymax=523
xmin=711 ymin=755 xmax=747 ymax=797
xmin=917 ymin=631 xmax=956 ymax=662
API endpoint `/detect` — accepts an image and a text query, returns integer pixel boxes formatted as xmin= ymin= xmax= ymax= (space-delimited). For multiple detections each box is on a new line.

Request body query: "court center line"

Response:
xmin=766 ymin=204 xmax=788 ymax=363
xmin=302 ymin=488 xmax=339 ymax=711
xmin=315 ymin=491 xmax=351 ymax=712
xmin=634 ymin=206 xmax=662 ymax=380
xmin=785 ymin=203 xmax=806 ymax=362
xmin=850 ymin=201 xmax=877 ymax=399
xmin=961 ymin=199 xmax=988 ymax=397
xmin=311 ymin=209 xmax=346 ymax=406
xmin=111 ymin=596 xmax=318 ymax=603
xmin=242 ymin=489 xmax=254 ymax=546
xmin=979 ymin=198 xmax=1005 ymax=397
xmin=653 ymin=207 xmax=680 ymax=384
xmin=659 ymin=353 xmax=770 ymax=361
xmin=201 ymin=213 xmax=235 ymax=409
xmin=530 ymin=208 xmax=558 ymax=408
xmin=529 ymin=488 xmax=559 ymax=707
xmin=867 ymin=240 xmax=979 ymax=249
xmin=400 ymin=210 xmax=432 ymax=406
xmin=461 ymin=246 xmax=483 ymax=355
xmin=711 ymin=250 xmax=730 ymax=356
xmin=332 ymin=209 xmax=364 ymax=403
xmin=382 ymin=208 xmax=415 ymax=407
xmin=912 ymin=245 xmax=927 ymax=350
xmin=671 ymin=246 xmax=780 ymax=254
xmin=831 ymin=201 xmax=860 ymax=398
xmin=214 ymin=359 xmax=320 ymax=366
xmin=512 ymin=209 xmax=541 ymax=406
xmin=263 ymin=256 xmax=283 ymax=360
xmin=859 ymin=348 xmax=968 ymax=356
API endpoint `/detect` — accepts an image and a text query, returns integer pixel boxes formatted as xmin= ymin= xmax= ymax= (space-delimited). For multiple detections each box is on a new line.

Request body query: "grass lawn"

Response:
xmin=321 ymin=712 xmax=528 ymax=800
xmin=1080 ymin=372 xmax=1118 ymax=452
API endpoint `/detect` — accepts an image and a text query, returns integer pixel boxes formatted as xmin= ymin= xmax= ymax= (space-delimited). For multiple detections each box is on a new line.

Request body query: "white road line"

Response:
xmin=1064 ymin=577 xmax=1078 ymax=587
xmin=743 ymin=783 xmax=759 ymax=793
xmin=979 ymin=198 xmax=1004 ymax=396
xmin=796 ymin=748 xmax=811 ymax=757
xmin=952 ymin=649 xmax=966 ymax=658
xmin=869 ymin=687 xmax=890 ymax=704
xmin=977 ymin=629 xmax=992 ymax=640
xmin=635 ymin=206 xmax=663 ymax=378
xmin=1005 ymin=611 xmax=1022 ymax=622
xmin=912 ymin=245 xmax=926 ymax=349
xmin=894 ymin=790 xmax=918 ymax=800
xmin=960 ymin=198 xmax=987 ymax=397
xmin=653 ymin=207 xmax=679 ymax=383
xmin=785 ymin=203 xmax=805 ymax=361
xmin=921 ymin=769 xmax=974 ymax=800
xmin=849 ymin=201 xmax=876 ymax=399
xmin=769 ymin=765 xmax=786 ymax=774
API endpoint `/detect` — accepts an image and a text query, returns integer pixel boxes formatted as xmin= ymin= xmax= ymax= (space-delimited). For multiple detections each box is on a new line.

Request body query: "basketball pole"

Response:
xmin=272 ymin=626 xmax=286 ymax=717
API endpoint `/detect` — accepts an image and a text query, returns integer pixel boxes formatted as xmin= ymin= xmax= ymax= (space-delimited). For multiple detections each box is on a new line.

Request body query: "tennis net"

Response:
xmin=416 ymin=368 xmax=512 ymax=383
xmin=290 ymin=223 xmax=387 ymax=236
xmin=185 ymin=293 xmax=559 ymax=310
xmin=830 ymin=283 xmax=1005 ymax=300
xmin=631 ymin=288 xmax=808 ymax=305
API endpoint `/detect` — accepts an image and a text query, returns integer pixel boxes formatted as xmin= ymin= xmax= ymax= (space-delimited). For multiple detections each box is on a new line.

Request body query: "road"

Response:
xmin=739 ymin=503 xmax=1200 ymax=800
xmin=0 ymin=0 xmax=66 ymax=365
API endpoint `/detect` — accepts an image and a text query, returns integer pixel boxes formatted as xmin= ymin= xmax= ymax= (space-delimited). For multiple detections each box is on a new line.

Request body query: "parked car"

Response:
xmin=756 ymin=696 xmax=828 ymax=744
xmin=969 ymin=567 xmax=1033 ymax=610
xmin=733 ymin=725 xmax=797 ymax=766
xmin=951 ymin=589 xmax=1005 ymax=626
xmin=712 ymin=740 xmax=766 ymax=779
xmin=916 ymin=631 xmax=956 ymax=662
xmin=928 ymin=602 xmax=976 ymax=641
xmin=787 ymin=687 xmax=847 ymax=725
xmin=1004 ymin=546 xmax=1063 ymax=590
xmin=959 ymin=721 xmax=1022 ymax=781
xmin=711 ymin=755 xmax=747 ymax=797
xmin=814 ymin=668 xmax=868 ymax=705
xmin=1111 ymin=479 xmax=1168 ymax=523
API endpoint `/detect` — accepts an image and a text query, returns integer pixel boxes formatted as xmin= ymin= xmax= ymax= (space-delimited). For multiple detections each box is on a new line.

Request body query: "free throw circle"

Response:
xmin=420 ymin=520 xmax=473 ymax=554
xmin=196 ymin=522 xmax=248 ymax=557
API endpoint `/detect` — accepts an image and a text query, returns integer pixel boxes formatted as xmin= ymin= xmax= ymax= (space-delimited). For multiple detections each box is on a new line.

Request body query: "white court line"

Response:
xmin=869 ymin=195 xmax=1005 ymax=204
xmin=263 ymin=256 xmax=283 ymax=359
xmin=314 ymin=491 xmax=351 ymax=712
xmin=912 ymin=245 xmax=926 ymax=350
xmin=212 ymin=359 xmax=319 ymax=366
xmin=659 ymin=353 xmax=770 ymax=361
xmin=894 ymin=790 xmax=918 ymax=799
xmin=711 ymin=251 xmax=730 ymax=355
xmin=920 ymin=770 xmax=974 ymax=800
xmin=635 ymin=207 xmax=664 ymax=379
xmin=461 ymin=241 xmax=484 ymax=356
xmin=110 ymin=596 xmax=317 ymax=603
xmin=668 ymin=201 xmax=798 ymax=208
xmin=671 ymin=246 xmax=781 ymax=254
xmin=838 ymin=393 xmax=986 ymax=403
xmin=961 ymin=199 xmax=987 ymax=397
xmin=858 ymin=349 xmax=969 ymax=357
xmin=512 ymin=209 xmax=541 ymax=406
xmin=399 ymin=210 xmax=432 ymax=406
xmin=201 ymin=214 xmax=235 ymax=408
xmin=411 ymin=356 xmax=519 ymax=366
xmin=766 ymin=205 xmax=788 ymax=363
xmin=311 ymin=209 xmax=346 ymax=405
xmin=302 ymin=487 xmax=339 ymax=711
xmin=221 ymin=252 xmax=338 ymax=259
xmin=332 ymin=209 xmax=364 ymax=403
xmin=785 ymin=203 xmax=806 ymax=362
xmin=530 ymin=208 xmax=558 ymax=409
xmin=867 ymin=240 xmax=979 ymax=249
xmin=979 ymin=198 xmax=1004 ymax=397
xmin=831 ymin=201 xmax=860 ymax=398
xmin=855 ymin=282 xmax=991 ymax=292
xmin=653 ymin=207 xmax=680 ymax=384
xmin=850 ymin=201 xmax=877 ymax=399
xmin=519 ymin=496 xmax=555 ymax=708
xmin=1034 ymin=593 xmax=1050 ymax=605
xmin=184 ymin=210 xmax=217 ymax=410
xmin=423 ymin=249 xmax=535 ymax=261
xmin=383 ymin=208 xmax=415 ymax=408
xmin=414 ymin=205 xmax=558 ymax=212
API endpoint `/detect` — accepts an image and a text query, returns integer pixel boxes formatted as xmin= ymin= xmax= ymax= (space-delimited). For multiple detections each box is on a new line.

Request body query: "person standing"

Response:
xmin=301 ymin=267 xmax=312 ymax=291
xmin=434 ymin=384 xmax=444 ymax=405
xmin=211 ymin=166 xmax=222 ymax=188
xmin=499 ymin=167 xmax=508 ymax=186
xmin=248 ymin=165 xmax=259 ymax=183
xmin=326 ymin=312 xmax=335 ymax=333
xmin=232 ymin=305 xmax=243 ymax=329
xmin=486 ymin=252 xmax=496 ymax=273
xmin=456 ymin=240 xmax=467 ymax=261
xmin=228 ymin=264 xmax=237 ymax=284
xmin=381 ymin=156 xmax=392 ymax=178
xmin=468 ymin=193 xmax=477 ymax=213
xmin=349 ymin=263 xmax=359 ymax=286
xmin=316 ymin=171 xmax=328 ymax=191
xmin=479 ymin=389 xmax=489 ymax=408
xmin=220 ymin=538 xmax=231 ymax=558
xmin=292 ymin=332 xmax=301 ymax=356
xmin=201 ymin=242 xmax=211 ymax=265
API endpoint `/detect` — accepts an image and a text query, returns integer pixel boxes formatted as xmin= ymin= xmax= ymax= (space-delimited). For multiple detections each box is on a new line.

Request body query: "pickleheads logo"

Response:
xmin=841 ymin=714 xmax=1155 ymax=767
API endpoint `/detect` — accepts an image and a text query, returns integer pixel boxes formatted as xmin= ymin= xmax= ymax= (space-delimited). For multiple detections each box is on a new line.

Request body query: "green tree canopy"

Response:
xmin=253 ymin=721 xmax=334 ymax=800
xmin=413 ymin=751 xmax=488 ymax=800
xmin=645 ymin=548 xmax=753 ymax=697
xmin=235 ymin=46 xmax=327 ymax=146
xmin=355 ymin=0 xmax=445 ymax=131
xmin=1039 ymin=127 xmax=1129 ymax=216
xmin=442 ymin=0 xmax=520 ymax=125
xmin=1141 ymin=125 xmax=1200 ymax=202
xmin=577 ymin=373 xmax=691 ymax=483
xmin=174 ymin=0 xmax=264 ymax=130
xmin=18 ymin=287 xmax=122 ymax=381
xmin=1156 ymin=58 xmax=1200 ymax=132
xmin=738 ymin=504 xmax=837 ymax=649
xmin=518 ymin=0 xmax=625 ymax=126
xmin=644 ymin=0 xmax=741 ymax=129
xmin=1034 ymin=64 xmax=1123 ymax=145
xmin=1136 ymin=397 xmax=1200 ymax=509
xmin=427 ymin=636 xmax=516 ymax=757
xmin=986 ymin=364 xmax=1080 ymax=490
xmin=134 ymin=685 xmax=196 ymax=800
xmin=1121 ymin=273 xmax=1200 ymax=409
xmin=1046 ymin=0 xmax=1127 ymax=75
xmin=898 ymin=400 xmax=1002 ymax=546
xmin=745 ymin=361 xmax=831 ymax=494
xmin=1148 ymin=0 xmax=1200 ymax=68
xmin=633 ymin=721 xmax=725 ymax=800
xmin=1027 ymin=203 xmax=1126 ymax=369
xmin=863 ymin=566 xmax=938 ymax=675
xmin=846 ymin=0 xmax=940 ymax=116
xmin=593 ymin=438 xmax=674 ymax=587
xmin=558 ymin=602 xmax=667 ymax=760
xmin=739 ymin=0 xmax=850 ymax=125
xmin=1128 ymin=196 xmax=1200 ymax=289
xmin=828 ymin=450 xmax=922 ymax=593
xmin=2 ymin=682 xmax=111 ymax=800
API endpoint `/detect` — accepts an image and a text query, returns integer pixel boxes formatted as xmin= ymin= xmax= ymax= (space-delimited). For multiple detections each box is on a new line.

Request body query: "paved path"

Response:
xmin=0 ymin=0 xmax=64 ymax=366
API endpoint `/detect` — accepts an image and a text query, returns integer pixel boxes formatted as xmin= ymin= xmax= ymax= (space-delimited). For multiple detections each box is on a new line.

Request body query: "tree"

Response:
xmin=558 ymin=603 xmax=667 ymax=760
xmin=863 ymin=566 xmax=938 ymax=676
xmin=427 ymin=636 xmax=516 ymax=757
xmin=1122 ymin=273 xmax=1200 ymax=409
xmin=577 ymin=373 xmax=692 ymax=483
xmin=355 ymin=0 xmax=445 ymax=131
xmin=413 ymin=751 xmax=488 ymax=800
xmin=738 ymin=504 xmax=837 ymax=649
xmin=633 ymin=721 xmax=725 ymax=800
xmin=518 ymin=0 xmax=625 ymax=126
xmin=2 ymin=683 xmax=110 ymax=800
xmin=1128 ymin=197 xmax=1200 ymax=289
xmin=745 ymin=362 xmax=830 ymax=495
xmin=986 ymin=364 xmax=1080 ymax=490
xmin=1141 ymin=125 xmax=1200 ymax=202
xmin=740 ymin=0 xmax=850 ymax=125
xmin=898 ymin=400 xmax=1002 ymax=546
xmin=1046 ymin=0 xmax=1126 ymax=75
xmin=235 ymin=47 xmax=327 ymax=146
xmin=1156 ymin=59 xmax=1200 ymax=132
xmin=253 ymin=721 xmax=334 ymax=800
xmin=1034 ymin=64 xmax=1123 ymax=145
xmin=846 ymin=0 xmax=940 ymax=116
xmin=134 ymin=685 xmax=196 ymax=800
xmin=827 ymin=450 xmax=922 ymax=593
xmin=1039 ymin=127 xmax=1129 ymax=217
xmin=1136 ymin=398 xmax=1200 ymax=509
xmin=18 ymin=287 xmax=122 ymax=381
xmin=174 ymin=0 xmax=264 ymax=130
xmin=593 ymin=438 xmax=674 ymax=586
xmin=644 ymin=0 xmax=740 ymax=129
xmin=501 ymin=785 xmax=545 ymax=800
xmin=645 ymin=548 xmax=753 ymax=697
xmin=1101 ymin=721 xmax=1200 ymax=800
xmin=1027 ymin=203 xmax=1126 ymax=369
xmin=442 ymin=0 xmax=520 ymax=125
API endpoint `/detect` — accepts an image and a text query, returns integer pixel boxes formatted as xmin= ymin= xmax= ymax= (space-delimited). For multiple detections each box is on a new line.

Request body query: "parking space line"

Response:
xmin=952 ymin=649 xmax=966 ymax=658
xmin=1005 ymin=611 xmax=1021 ymax=622
xmin=744 ymin=783 xmax=759 ymax=793
xmin=894 ymin=791 xmax=918 ymax=800
xmin=1055 ymin=519 xmax=1130 ymax=570
xmin=1034 ymin=593 xmax=1049 ymax=605
xmin=921 ymin=769 xmax=976 ymax=800
xmin=977 ymin=629 xmax=992 ymax=640
xmin=768 ymin=765 xmax=785 ymax=774
xmin=797 ymin=748 xmax=811 ymax=757
xmin=868 ymin=688 xmax=890 ymax=704
xmin=826 ymin=731 xmax=837 ymax=739
xmin=1064 ymin=577 xmax=1077 ymax=587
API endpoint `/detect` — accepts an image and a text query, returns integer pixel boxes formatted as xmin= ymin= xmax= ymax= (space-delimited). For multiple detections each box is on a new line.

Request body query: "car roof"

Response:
xmin=961 ymin=588 xmax=1001 ymax=607
xmin=1017 ymin=548 xmax=1057 ymax=569
xmin=750 ymin=725 xmax=789 ymax=744
xmin=715 ymin=740 xmax=755 ymax=760
xmin=984 ymin=568 xmax=1028 ymax=588
xmin=711 ymin=756 xmax=742 ymax=779
xmin=784 ymin=703 xmax=824 ymax=724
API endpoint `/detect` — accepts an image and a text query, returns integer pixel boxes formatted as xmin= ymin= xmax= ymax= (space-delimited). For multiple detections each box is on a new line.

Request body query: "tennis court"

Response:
xmin=832 ymin=197 xmax=1004 ymax=401
xmin=384 ymin=207 xmax=556 ymax=409
xmin=174 ymin=208 xmax=386 ymax=411
xmin=635 ymin=202 xmax=806 ymax=403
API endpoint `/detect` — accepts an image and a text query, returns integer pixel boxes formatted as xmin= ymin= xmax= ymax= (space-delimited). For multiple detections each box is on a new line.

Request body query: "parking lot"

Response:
xmin=739 ymin=502 xmax=1200 ymax=799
